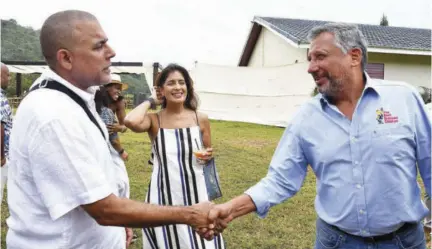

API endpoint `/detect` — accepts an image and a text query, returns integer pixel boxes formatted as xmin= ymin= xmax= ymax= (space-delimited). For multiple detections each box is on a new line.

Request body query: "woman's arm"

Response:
xmin=124 ymin=100 xmax=154 ymax=133
xmin=125 ymin=89 xmax=162 ymax=133
xmin=116 ymin=99 xmax=127 ymax=125
xmin=199 ymin=112 xmax=212 ymax=148
xmin=111 ymin=137 xmax=128 ymax=161
xmin=198 ymin=112 xmax=213 ymax=161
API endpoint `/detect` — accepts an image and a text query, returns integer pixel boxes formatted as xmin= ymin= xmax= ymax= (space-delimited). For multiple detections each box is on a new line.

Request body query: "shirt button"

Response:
xmin=359 ymin=209 xmax=365 ymax=214
xmin=356 ymin=184 xmax=362 ymax=189
xmin=354 ymin=161 xmax=359 ymax=165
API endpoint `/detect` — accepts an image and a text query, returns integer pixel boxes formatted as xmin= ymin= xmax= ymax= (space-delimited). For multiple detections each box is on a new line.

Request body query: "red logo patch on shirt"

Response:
xmin=376 ymin=107 xmax=399 ymax=124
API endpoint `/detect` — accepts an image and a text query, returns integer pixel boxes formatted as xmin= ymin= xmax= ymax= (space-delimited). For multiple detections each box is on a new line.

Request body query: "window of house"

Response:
xmin=365 ymin=63 xmax=385 ymax=79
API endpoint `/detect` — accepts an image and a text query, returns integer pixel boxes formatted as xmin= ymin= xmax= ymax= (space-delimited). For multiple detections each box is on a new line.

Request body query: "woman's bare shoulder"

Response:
xmin=195 ymin=111 xmax=209 ymax=125
xmin=196 ymin=111 xmax=208 ymax=120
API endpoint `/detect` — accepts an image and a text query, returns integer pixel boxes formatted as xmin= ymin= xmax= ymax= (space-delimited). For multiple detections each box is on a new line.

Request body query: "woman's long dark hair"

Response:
xmin=94 ymin=84 xmax=124 ymax=114
xmin=155 ymin=63 xmax=199 ymax=111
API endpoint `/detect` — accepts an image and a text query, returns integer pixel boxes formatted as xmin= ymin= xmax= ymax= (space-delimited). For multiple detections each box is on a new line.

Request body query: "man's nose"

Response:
xmin=307 ymin=61 xmax=318 ymax=74
xmin=106 ymin=44 xmax=116 ymax=60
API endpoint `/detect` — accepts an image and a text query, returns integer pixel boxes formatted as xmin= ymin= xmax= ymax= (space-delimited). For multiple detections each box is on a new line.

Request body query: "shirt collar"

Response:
xmin=319 ymin=72 xmax=380 ymax=109
xmin=32 ymin=68 xmax=97 ymax=104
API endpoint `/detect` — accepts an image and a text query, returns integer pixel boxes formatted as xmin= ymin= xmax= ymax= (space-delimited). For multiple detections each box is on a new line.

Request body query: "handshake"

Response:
xmin=189 ymin=201 xmax=234 ymax=240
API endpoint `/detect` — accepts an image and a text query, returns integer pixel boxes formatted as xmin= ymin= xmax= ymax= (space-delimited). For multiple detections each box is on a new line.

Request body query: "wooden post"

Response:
xmin=16 ymin=73 xmax=22 ymax=97
xmin=152 ymin=62 xmax=159 ymax=87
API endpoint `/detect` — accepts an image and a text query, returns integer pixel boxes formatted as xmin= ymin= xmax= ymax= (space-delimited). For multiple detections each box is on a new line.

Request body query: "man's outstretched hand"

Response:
xmin=195 ymin=203 xmax=234 ymax=240
xmin=189 ymin=201 xmax=216 ymax=239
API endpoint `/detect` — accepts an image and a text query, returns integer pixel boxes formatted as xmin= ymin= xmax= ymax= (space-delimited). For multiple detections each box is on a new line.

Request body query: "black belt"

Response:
xmin=328 ymin=221 xmax=416 ymax=242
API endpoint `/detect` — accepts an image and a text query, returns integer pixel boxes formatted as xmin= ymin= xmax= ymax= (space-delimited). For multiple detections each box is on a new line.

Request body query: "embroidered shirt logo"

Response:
xmin=376 ymin=107 xmax=398 ymax=124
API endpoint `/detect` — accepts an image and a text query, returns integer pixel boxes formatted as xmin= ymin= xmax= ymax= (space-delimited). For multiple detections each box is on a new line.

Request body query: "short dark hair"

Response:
xmin=40 ymin=10 xmax=97 ymax=67
xmin=155 ymin=63 xmax=199 ymax=111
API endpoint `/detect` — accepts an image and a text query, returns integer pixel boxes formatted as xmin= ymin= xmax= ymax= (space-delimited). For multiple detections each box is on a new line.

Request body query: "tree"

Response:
xmin=1 ymin=19 xmax=151 ymax=97
xmin=380 ymin=14 xmax=389 ymax=26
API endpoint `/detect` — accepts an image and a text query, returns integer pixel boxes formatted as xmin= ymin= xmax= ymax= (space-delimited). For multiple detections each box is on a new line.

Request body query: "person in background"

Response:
xmin=1 ymin=62 xmax=13 ymax=202
xmin=105 ymin=74 xmax=128 ymax=137
xmin=95 ymin=74 xmax=129 ymax=160
xmin=125 ymin=63 xmax=225 ymax=249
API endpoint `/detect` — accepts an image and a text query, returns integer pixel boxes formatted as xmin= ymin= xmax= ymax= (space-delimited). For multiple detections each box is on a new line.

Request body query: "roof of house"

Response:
xmin=239 ymin=16 xmax=431 ymax=66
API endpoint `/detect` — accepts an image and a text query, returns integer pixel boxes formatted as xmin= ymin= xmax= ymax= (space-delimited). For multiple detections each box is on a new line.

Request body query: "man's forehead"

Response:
xmin=309 ymin=32 xmax=336 ymax=52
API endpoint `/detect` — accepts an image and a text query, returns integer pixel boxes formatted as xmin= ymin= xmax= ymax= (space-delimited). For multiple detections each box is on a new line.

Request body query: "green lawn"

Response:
xmin=1 ymin=120 xmax=318 ymax=248
xmin=2 ymin=119 xmax=426 ymax=248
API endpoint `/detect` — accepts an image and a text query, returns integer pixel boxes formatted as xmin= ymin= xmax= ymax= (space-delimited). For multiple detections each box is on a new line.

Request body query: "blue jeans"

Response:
xmin=314 ymin=219 xmax=426 ymax=249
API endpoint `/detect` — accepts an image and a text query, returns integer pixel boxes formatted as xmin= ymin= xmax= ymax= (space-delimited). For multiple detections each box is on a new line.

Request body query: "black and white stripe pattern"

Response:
xmin=142 ymin=126 xmax=225 ymax=249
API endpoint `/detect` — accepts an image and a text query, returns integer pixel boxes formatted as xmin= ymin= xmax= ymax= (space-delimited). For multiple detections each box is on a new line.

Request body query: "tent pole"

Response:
xmin=152 ymin=62 xmax=159 ymax=87
xmin=16 ymin=73 xmax=22 ymax=97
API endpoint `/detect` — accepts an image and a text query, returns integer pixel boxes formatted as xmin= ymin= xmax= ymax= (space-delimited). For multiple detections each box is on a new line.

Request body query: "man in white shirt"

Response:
xmin=6 ymin=10 xmax=217 ymax=249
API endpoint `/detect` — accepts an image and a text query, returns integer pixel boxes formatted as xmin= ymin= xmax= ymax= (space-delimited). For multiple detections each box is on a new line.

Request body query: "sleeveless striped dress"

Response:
xmin=142 ymin=113 xmax=225 ymax=249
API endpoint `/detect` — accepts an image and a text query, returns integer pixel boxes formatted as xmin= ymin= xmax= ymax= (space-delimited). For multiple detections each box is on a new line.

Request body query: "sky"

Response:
xmin=1 ymin=0 xmax=431 ymax=68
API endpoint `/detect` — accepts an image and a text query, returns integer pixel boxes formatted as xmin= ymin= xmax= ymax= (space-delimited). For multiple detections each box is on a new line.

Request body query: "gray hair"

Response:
xmin=307 ymin=23 xmax=368 ymax=71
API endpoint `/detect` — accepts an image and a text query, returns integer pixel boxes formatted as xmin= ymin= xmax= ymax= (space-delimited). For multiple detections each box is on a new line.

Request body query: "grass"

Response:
xmin=0 ymin=119 xmax=428 ymax=249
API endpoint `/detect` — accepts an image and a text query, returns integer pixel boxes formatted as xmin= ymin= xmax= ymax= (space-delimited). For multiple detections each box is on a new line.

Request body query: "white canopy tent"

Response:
xmin=3 ymin=61 xmax=156 ymax=96
xmin=189 ymin=63 xmax=316 ymax=127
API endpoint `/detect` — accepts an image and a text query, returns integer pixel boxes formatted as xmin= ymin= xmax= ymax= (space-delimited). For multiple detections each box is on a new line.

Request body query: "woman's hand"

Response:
xmin=151 ymin=87 xmax=164 ymax=105
xmin=107 ymin=124 xmax=126 ymax=133
xmin=196 ymin=148 xmax=213 ymax=164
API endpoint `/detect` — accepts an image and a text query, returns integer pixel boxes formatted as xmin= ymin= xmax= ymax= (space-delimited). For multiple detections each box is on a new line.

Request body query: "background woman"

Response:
xmin=95 ymin=74 xmax=129 ymax=160
xmin=125 ymin=63 xmax=225 ymax=249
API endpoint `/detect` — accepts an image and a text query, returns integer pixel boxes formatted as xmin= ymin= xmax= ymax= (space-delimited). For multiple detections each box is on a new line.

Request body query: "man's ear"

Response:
xmin=56 ymin=49 xmax=73 ymax=71
xmin=349 ymin=48 xmax=362 ymax=68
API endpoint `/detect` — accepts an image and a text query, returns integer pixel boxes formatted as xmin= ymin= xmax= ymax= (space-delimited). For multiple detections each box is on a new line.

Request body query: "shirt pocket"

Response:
xmin=371 ymin=124 xmax=415 ymax=163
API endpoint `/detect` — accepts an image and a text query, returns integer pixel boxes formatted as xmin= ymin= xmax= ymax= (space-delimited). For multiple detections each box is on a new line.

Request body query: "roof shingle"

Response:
xmin=257 ymin=17 xmax=431 ymax=51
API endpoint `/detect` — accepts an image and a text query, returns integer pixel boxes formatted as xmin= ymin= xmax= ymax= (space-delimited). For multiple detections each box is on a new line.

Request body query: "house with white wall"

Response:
xmin=239 ymin=17 xmax=431 ymax=88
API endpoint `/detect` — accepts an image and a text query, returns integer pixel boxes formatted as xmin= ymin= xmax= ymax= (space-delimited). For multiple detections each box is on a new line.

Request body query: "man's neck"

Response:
xmin=51 ymin=68 xmax=89 ymax=91
xmin=329 ymin=72 xmax=366 ymax=120
xmin=334 ymin=73 xmax=365 ymax=105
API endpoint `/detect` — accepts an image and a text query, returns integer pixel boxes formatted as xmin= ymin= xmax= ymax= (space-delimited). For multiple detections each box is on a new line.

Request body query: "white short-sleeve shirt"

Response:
xmin=6 ymin=69 xmax=126 ymax=249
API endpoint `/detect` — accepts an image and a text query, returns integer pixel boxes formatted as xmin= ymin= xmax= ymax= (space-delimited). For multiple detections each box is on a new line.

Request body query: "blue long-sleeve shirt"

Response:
xmin=245 ymin=74 xmax=431 ymax=237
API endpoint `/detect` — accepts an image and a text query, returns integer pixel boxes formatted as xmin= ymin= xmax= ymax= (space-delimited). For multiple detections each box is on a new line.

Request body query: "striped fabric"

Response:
xmin=142 ymin=126 xmax=225 ymax=249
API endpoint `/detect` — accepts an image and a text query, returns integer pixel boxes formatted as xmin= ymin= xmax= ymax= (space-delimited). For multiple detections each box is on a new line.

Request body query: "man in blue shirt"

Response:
xmin=204 ymin=23 xmax=431 ymax=248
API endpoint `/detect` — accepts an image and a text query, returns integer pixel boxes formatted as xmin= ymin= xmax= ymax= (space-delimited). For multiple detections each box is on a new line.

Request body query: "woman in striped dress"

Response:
xmin=125 ymin=63 xmax=225 ymax=249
